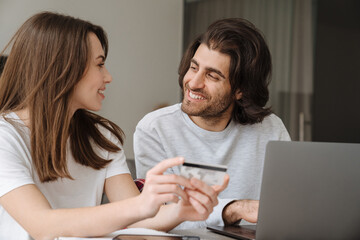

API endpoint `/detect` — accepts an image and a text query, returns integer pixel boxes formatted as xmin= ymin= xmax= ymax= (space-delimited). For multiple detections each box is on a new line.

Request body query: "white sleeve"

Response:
xmin=0 ymin=129 xmax=34 ymax=198
xmin=106 ymin=146 xmax=130 ymax=179
xmin=104 ymin=130 xmax=130 ymax=179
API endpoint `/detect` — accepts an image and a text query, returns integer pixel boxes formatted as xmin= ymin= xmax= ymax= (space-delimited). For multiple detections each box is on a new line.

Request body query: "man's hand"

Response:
xmin=222 ymin=199 xmax=259 ymax=225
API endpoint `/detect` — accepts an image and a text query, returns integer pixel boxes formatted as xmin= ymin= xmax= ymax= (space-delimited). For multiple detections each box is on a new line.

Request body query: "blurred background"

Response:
xmin=1 ymin=0 xmax=359 ymax=160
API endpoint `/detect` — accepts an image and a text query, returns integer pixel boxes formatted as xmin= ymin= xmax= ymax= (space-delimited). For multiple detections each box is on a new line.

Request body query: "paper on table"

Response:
xmin=56 ymin=228 xmax=181 ymax=240
xmin=56 ymin=237 xmax=111 ymax=240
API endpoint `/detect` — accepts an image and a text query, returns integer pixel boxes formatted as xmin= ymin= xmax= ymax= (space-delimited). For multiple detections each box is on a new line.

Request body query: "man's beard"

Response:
xmin=181 ymin=89 xmax=234 ymax=119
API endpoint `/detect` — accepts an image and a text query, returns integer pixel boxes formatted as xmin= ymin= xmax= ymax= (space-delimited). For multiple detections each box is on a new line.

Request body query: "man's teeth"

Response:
xmin=189 ymin=91 xmax=205 ymax=100
xmin=98 ymin=90 xmax=104 ymax=94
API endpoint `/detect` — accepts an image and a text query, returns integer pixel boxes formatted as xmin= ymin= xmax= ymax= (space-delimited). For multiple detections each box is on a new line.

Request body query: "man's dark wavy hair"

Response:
xmin=178 ymin=18 xmax=272 ymax=124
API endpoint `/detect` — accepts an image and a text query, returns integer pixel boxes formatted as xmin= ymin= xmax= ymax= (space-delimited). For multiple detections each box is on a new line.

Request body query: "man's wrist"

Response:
xmin=223 ymin=199 xmax=259 ymax=224
xmin=222 ymin=200 xmax=242 ymax=225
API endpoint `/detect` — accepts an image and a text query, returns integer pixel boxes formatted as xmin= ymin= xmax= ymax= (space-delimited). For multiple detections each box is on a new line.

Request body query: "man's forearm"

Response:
xmin=222 ymin=200 xmax=242 ymax=225
xmin=222 ymin=199 xmax=259 ymax=225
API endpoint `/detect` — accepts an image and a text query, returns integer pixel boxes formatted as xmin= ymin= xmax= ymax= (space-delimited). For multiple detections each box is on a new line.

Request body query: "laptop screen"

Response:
xmin=256 ymin=141 xmax=360 ymax=240
xmin=208 ymin=141 xmax=360 ymax=240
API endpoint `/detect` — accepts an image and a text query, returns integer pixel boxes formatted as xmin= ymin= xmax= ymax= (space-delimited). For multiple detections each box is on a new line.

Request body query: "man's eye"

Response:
xmin=208 ymin=74 xmax=219 ymax=80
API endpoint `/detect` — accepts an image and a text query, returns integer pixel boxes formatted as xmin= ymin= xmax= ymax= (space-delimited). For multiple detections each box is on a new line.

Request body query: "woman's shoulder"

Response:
xmin=0 ymin=112 xmax=30 ymax=156
xmin=94 ymin=122 xmax=123 ymax=147
xmin=0 ymin=112 xmax=26 ymax=137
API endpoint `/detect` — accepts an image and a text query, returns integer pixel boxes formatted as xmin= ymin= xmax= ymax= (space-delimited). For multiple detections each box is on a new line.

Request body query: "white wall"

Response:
xmin=0 ymin=0 xmax=183 ymax=158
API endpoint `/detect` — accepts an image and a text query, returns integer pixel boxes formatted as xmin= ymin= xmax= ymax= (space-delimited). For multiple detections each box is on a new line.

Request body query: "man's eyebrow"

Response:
xmin=207 ymin=67 xmax=226 ymax=79
xmin=191 ymin=58 xmax=226 ymax=79
xmin=190 ymin=59 xmax=199 ymax=66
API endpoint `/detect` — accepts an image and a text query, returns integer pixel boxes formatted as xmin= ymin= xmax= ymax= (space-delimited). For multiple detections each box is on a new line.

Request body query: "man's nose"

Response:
xmin=188 ymin=71 xmax=205 ymax=89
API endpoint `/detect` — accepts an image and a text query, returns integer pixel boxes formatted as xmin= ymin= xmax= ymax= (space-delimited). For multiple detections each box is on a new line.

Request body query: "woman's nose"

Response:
xmin=104 ymin=67 xmax=112 ymax=83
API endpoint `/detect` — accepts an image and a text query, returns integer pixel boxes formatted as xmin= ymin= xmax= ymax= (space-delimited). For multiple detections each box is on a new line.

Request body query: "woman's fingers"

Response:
xmin=156 ymin=193 xmax=181 ymax=204
xmin=145 ymin=183 xmax=189 ymax=202
xmin=147 ymin=157 xmax=184 ymax=176
xmin=140 ymin=157 xmax=193 ymax=211
xmin=184 ymin=174 xmax=230 ymax=215
xmin=188 ymin=196 xmax=207 ymax=215
xmin=212 ymin=174 xmax=230 ymax=193
xmin=190 ymin=177 xmax=217 ymax=203
xmin=184 ymin=177 xmax=219 ymax=215
xmin=146 ymin=157 xmax=194 ymax=189
xmin=185 ymin=188 xmax=214 ymax=214
xmin=146 ymin=173 xmax=194 ymax=190
xmin=142 ymin=158 xmax=230 ymax=219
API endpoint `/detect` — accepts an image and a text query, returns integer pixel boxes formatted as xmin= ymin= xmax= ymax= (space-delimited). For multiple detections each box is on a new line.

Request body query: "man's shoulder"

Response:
xmin=250 ymin=113 xmax=287 ymax=131
xmin=232 ymin=113 xmax=284 ymax=128
xmin=137 ymin=103 xmax=182 ymax=129
xmin=262 ymin=113 xmax=284 ymax=125
xmin=232 ymin=113 xmax=287 ymax=134
xmin=229 ymin=113 xmax=290 ymax=140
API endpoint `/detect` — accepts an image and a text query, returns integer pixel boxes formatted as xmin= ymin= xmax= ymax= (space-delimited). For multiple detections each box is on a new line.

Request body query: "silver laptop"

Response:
xmin=208 ymin=141 xmax=360 ymax=240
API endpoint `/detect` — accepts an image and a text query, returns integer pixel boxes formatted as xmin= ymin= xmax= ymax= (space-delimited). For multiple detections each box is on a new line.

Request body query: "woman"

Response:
xmin=0 ymin=12 xmax=228 ymax=240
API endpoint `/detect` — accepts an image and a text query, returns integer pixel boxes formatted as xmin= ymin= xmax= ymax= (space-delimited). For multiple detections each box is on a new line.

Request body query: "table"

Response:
xmin=170 ymin=228 xmax=235 ymax=240
xmin=56 ymin=228 xmax=235 ymax=240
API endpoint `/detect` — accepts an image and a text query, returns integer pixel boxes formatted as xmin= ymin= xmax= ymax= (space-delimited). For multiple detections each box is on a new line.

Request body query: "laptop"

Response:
xmin=207 ymin=141 xmax=360 ymax=240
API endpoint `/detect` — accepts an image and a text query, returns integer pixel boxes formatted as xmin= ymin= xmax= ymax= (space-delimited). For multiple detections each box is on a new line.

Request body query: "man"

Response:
xmin=134 ymin=18 xmax=290 ymax=228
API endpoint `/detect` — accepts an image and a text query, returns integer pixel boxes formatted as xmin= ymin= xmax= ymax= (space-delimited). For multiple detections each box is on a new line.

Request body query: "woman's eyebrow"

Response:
xmin=96 ymin=55 xmax=105 ymax=61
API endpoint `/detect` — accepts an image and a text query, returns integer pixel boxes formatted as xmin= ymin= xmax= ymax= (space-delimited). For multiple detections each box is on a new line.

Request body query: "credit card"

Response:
xmin=180 ymin=161 xmax=227 ymax=186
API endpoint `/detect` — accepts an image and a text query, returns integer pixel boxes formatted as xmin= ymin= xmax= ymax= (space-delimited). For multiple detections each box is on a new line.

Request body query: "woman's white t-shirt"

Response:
xmin=0 ymin=112 xmax=130 ymax=240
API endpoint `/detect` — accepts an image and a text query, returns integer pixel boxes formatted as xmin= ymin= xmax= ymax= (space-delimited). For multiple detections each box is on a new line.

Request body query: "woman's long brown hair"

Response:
xmin=0 ymin=12 xmax=124 ymax=182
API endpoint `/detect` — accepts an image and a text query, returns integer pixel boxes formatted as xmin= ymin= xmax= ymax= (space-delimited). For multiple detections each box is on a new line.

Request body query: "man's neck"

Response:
xmin=188 ymin=114 xmax=232 ymax=132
